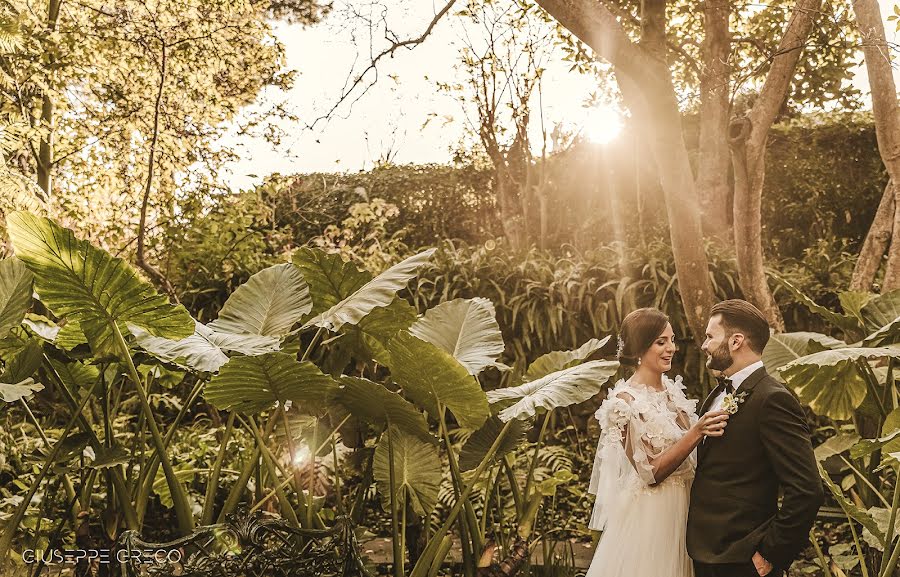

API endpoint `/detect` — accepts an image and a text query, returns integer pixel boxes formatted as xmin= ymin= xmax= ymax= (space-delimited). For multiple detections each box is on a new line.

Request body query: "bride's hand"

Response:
xmin=695 ymin=410 xmax=729 ymax=438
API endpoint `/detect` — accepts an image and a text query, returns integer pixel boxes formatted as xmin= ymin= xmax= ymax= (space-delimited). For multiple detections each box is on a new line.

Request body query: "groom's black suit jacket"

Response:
xmin=686 ymin=366 xmax=824 ymax=571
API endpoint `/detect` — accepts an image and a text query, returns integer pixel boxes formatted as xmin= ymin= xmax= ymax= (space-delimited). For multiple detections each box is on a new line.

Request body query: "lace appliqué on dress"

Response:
xmin=587 ymin=375 xmax=698 ymax=531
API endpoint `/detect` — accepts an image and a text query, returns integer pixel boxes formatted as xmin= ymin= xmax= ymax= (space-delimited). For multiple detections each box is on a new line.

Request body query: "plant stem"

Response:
xmin=503 ymin=453 xmax=523 ymax=516
xmin=881 ymin=473 xmax=900 ymax=574
xmin=279 ymin=409 xmax=310 ymax=520
xmin=438 ymin=404 xmax=482 ymax=558
xmin=301 ymin=327 xmax=324 ymax=362
xmin=219 ymin=411 xmax=280 ymax=522
xmin=845 ymin=510 xmax=871 ymax=577
xmin=0 ymin=380 xmax=95 ymax=560
xmin=809 ymin=527 xmax=834 ymax=577
xmin=524 ymin=413 xmax=551 ymax=501
xmin=861 ymin=359 xmax=889 ymax=419
xmin=410 ymin=419 xmax=515 ymax=577
xmin=135 ymin=377 xmax=205 ymax=521
xmin=250 ymin=414 xmax=349 ymax=514
xmin=201 ymin=412 xmax=235 ymax=525
xmin=308 ymin=414 xmax=319 ymax=529
xmin=112 ymin=322 xmax=193 ymax=535
xmin=240 ymin=414 xmax=301 ymax=528
xmin=388 ymin=427 xmax=404 ymax=577
xmin=20 ymin=399 xmax=77 ymax=515
xmin=841 ymin=456 xmax=891 ymax=509
xmin=332 ymin=434 xmax=344 ymax=515
xmin=41 ymin=355 xmax=138 ymax=529
xmin=479 ymin=465 xmax=503 ymax=537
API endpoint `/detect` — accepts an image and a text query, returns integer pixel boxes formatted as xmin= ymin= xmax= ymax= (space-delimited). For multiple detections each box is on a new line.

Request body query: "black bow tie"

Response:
xmin=715 ymin=376 xmax=734 ymax=395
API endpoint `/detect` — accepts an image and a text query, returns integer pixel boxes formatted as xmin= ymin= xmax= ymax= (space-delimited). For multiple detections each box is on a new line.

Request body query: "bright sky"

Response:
xmin=217 ymin=3 xmax=607 ymax=190
xmin=216 ymin=2 xmax=900 ymax=191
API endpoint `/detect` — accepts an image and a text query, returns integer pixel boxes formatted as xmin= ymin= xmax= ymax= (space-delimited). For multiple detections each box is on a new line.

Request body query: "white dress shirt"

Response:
xmin=710 ymin=360 xmax=765 ymax=412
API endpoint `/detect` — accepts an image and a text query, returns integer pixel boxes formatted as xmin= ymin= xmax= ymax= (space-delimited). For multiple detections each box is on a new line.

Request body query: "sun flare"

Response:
xmin=584 ymin=105 xmax=624 ymax=144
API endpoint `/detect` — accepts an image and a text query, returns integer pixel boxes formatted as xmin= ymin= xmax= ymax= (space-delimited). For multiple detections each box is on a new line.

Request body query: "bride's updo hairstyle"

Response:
xmin=617 ymin=308 xmax=669 ymax=367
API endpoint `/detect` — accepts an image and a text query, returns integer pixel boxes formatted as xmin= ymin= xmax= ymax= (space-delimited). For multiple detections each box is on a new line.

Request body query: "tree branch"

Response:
xmin=136 ymin=35 xmax=177 ymax=299
xmin=305 ymin=0 xmax=457 ymax=131
xmin=745 ymin=0 xmax=821 ymax=155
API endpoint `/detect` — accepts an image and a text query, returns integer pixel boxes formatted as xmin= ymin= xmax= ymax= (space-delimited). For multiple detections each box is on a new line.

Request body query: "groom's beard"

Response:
xmin=705 ymin=339 xmax=734 ymax=372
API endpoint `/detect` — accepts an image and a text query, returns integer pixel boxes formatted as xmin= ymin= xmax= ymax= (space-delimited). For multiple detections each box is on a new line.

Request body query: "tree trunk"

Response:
xmin=696 ymin=0 xmax=731 ymax=239
xmin=729 ymin=0 xmax=821 ymax=332
xmin=850 ymin=180 xmax=893 ymax=292
xmin=495 ymin=171 xmax=528 ymax=250
xmin=36 ymin=0 xmax=62 ymax=200
xmin=851 ymin=0 xmax=900 ymax=291
xmin=882 ymin=197 xmax=900 ymax=290
xmin=621 ymin=71 xmax=714 ymax=344
xmin=730 ymin=118 xmax=783 ymax=331
xmin=534 ymin=0 xmax=714 ymax=344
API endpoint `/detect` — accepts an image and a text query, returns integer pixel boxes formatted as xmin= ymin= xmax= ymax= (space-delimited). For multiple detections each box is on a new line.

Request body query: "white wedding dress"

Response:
xmin=586 ymin=375 xmax=699 ymax=577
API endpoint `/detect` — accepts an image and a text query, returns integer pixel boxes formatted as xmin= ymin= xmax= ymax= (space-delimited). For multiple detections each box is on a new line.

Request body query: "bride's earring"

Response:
xmin=637 ymin=358 xmax=641 ymax=366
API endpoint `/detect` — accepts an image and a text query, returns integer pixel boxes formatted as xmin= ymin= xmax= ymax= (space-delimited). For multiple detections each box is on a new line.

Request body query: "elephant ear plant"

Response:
xmin=767 ymin=278 xmax=900 ymax=576
xmin=0 ymin=211 xmax=621 ymax=577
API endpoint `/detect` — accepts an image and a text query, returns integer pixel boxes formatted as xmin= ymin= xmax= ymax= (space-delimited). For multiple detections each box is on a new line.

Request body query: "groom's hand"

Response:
xmin=752 ymin=551 xmax=772 ymax=576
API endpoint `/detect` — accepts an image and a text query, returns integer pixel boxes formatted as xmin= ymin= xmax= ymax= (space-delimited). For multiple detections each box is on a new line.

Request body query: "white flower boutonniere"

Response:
xmin=721 ymin=391 xmax=749 ymax=415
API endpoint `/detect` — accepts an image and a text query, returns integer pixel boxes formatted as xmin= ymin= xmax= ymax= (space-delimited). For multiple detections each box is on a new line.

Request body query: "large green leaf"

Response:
xmin=849 ymin=430 xmax=900 ymax=460
xmin=863 ymin=316 xmax=900 ymax=347
xmin=882 ymin=408 xmax=900 ymax=458
xmin=408 ymin=297 xmax=504 ymax=375
xmin=130 ymin=321 xmax=280 ymax=373
xmin=817 ymin=461 xmax=884 ymax=549
xmin=0 ymin=378 xmax=42 ymax=402
xmin=762 ymin=332 xmax=845 ymax=375
xmin=839 ymin=291 xmax=873 ymax=325
xmin=291 ymin=248 xmax=371 ymax=316
xmin=208 ymin=263 xmax=311 ymax=336
xmin=48 ymin=358 xmax=100 ymax=391
xmin=780 ymin=347 xmax=900 ymax=420
xmin=861 ymin=290 xmax=900 ymax=332
xmin=88 ymin=446 xmax=131 ymax=470
xmin=0 ymin=340 xmax=42 ymax=384
xmin=374 ymin=426 xmax=441 ymax=517
xmin=523 ymin=337 xmax=609 ymax=382
xmin=775 ymin=275 xmax=861 ymax=335
xmin=486 ymin=360 xmax=620 ymax=422
xmin=0 ymin=326 xmax=29 ymax=361
xmin=303 ymin=249 xmax=437 ymax=331
xmin=458 ymin=415 xmax=529 ymax=471
xmin=387 ymin=331 xmax=489 ymax=430
xmin=205 ymin=352 xmax=338 ymax=415
xmin=6 ymin=212 xmax=194 ymax=355
xmin=55 ymin=320 xmax=87 ymax=351
xmin=864 ymin=506 xmax=900 ymax=552
xmin=859 ymin=290 xmax=900 ymax=346
xmin=0 ymin=257 xmax=32 ymax=337
xmin=814 ymin=431 xmax=861 ymax=462
xmin=335 ymin=376 xmax=430 ymax=440
xmin=343 ymin=298 xmax=417 ymax=366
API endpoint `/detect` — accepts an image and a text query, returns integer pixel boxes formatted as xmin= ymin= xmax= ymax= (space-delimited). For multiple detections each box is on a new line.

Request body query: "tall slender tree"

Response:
xmin=850 ymin=0 xmax=900 ymax=293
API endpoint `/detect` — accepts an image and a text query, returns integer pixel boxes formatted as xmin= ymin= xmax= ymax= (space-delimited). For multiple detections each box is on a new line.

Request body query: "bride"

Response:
xmin=586 ymin=308 xmax=729 ymax=577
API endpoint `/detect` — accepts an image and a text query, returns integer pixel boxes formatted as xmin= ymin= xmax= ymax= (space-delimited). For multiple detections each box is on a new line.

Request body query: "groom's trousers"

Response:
xmin=693 ymin=560 xmax=784 ymax=577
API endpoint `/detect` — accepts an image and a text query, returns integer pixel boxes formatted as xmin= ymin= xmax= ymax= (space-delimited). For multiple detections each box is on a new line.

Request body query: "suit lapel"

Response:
xmin=699 ymin=387 xmax=719 ymax=416
xmin=698 ymin=365 xmax=767 ymax=462
xmin=700 ymin=365 xmax=768 ymax=416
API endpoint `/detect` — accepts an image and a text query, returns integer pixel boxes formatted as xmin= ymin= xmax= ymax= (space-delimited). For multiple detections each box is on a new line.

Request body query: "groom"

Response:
xmin=687 ymin=299 xmax=824 ymax=577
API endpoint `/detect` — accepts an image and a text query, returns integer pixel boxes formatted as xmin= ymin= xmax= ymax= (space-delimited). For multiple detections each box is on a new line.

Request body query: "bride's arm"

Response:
xmin=617 ymin=393 xmax=729 ymax=485
xmin=644 ymin=411 xmax=727 ymax=485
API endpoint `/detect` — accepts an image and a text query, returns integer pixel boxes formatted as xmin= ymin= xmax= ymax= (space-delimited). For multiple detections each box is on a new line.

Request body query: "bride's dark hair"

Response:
xmin=617 ymin=308 xmax=670 ymax=367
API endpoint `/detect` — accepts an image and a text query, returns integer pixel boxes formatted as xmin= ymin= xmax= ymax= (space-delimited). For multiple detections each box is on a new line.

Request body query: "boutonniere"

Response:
xmin=721 ymin=391 xmax=749 ymax=414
